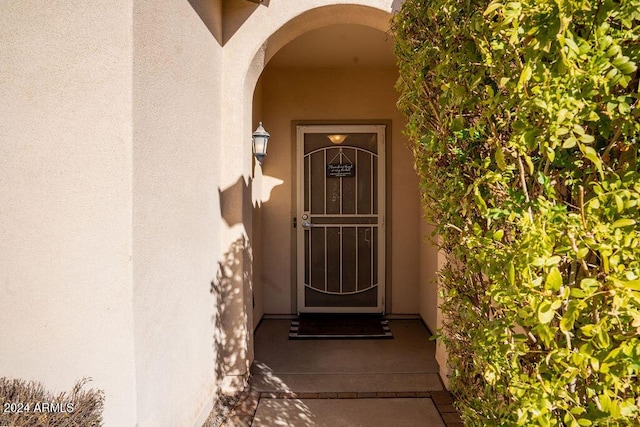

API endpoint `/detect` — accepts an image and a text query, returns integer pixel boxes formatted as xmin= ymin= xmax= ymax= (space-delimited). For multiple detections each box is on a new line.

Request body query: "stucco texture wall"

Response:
xmin=0 ymin=2 xmax=137 ymax=425
xmin=132 ymin=0 xmax=224 ymax=425
xmin=257 ymin=65 xmax=425 ymax=315
xmin=420 ymin=222 xmax=440 ymax=332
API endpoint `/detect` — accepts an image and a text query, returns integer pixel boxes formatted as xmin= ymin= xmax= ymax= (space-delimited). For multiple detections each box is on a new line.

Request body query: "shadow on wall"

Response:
xmin=391 ymin=0 xmax=406 ymax=13
xmin=210 ymin=235 xmax=252 ymax=393
xmin=211 ymin=174 xmax=256 ymax=397
xmin=217 ymin=177 xmax=249 ymax=228
xmin=188 ymin=0 xmax=271 ymax=46
xmin=187 ymin=0 xmax=223 ymax=44
xmin=212 ymin=168 xmax=282 ymax=399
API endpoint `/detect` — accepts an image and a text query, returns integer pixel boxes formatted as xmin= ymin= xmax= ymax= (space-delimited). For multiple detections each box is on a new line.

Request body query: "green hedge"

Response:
xmin=393 ymin=0 xmax=639 ymax=425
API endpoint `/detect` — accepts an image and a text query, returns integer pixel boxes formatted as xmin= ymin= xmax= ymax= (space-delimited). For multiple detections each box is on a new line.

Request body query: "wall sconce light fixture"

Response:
xmin=252 ymin=122 xmax=270 ymax=165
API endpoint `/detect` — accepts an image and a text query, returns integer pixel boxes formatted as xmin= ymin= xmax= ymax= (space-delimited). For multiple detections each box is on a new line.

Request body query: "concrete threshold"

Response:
xmin=251 ymin=372 xmax=443 ymax=393
xmin=252 ymin=397 xmax=446 ymax=427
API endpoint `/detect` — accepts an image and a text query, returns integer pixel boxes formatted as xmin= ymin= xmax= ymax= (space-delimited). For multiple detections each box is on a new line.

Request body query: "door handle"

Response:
xmin=302 ymin=221 xmax=314 ymax=228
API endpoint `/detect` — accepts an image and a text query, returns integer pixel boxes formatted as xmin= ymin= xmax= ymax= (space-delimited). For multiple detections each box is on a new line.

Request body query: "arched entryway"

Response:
xmin=253 ymin=20 xmax=430 ymax=318
xmin=218 ymin=0 xmax=445 ymax=395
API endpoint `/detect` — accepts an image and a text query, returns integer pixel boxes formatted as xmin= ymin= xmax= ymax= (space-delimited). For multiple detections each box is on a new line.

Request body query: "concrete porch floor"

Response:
xmin=208 ymin=319 xmax=463 ymax=426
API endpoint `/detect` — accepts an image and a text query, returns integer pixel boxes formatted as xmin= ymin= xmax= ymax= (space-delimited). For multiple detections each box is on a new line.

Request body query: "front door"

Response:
xmin=296 ymin=125 xmax=386 ymax=313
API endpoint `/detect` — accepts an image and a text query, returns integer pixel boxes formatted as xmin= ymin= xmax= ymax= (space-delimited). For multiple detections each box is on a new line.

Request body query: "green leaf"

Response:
xmin=546 ymin=146 xmax=555 ymax=162
xmin=576 ymin=247 xmax=589 ymax=259
xmin=606 ymin=45 xmax=620 ymax=57
xmin=580 ymin=324 xmax=596 ymax=337
xmin=580 ymin=278 xmax=599 ymax=292
xmin=545 ymin=256 xmax=561 ymax=266
xmin=570 ymin=288 xmax=585 ymax=298
xmin=624 ymin=279 xmax=640 ymax=291
xmin=598 ymin=393 xmax=611 ymax=412
xmin=612 ymin=218 xmax=636 ymax=228
xmin=618 ymin=61 xmax=636 ymax=74
xmin=508 ymin=262 xmax=515 ymax=286
xmin=474 ymin=187 xmax=488 ymax=214
xmin=532 ymin=257 xmax=545 ymax=267
xmin=483 ymin=2 xmax=503 ymax=15
xmin=538 ymin=301 xmax=555 ymax=324
xmin=573 ymin=124 xmax=585 ymax=135
xmin=484 ymin=367 xmax=497 ymax=384
xmin=525 ymin=155 xmax=534 ymax=174
xmin=614 ymin=194 xmax=624 ymax=213
xmin=580 ymin=134 xmax=594 ymax=144
xmin=588 ymin=111 xmax=600 ymax=121
xmin=557 ymin=109 xmax=568 ymax=124
xmin=560 ymin=308 xmax=577 ymax=333
xmin=620 ymin=400 xmax=637 ymax=417
xmin=495 ymin=148 xmax=507 ymax=170
xmin=565 ymin=38 xmax=580 ymax=53
xmin=612 ymin=55 xmax=630 ymax=67
xmin=518 ymin=63 xmax=533 ymax=88
xmin=582 ymin=146 xmax=601 ymax=169
xmin=618 ymin=102 xmax=630 ymax=114
xmin=545 ymin=267 xmax=562 ymax=291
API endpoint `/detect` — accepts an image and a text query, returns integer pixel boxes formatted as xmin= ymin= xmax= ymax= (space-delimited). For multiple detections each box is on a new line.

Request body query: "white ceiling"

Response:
xmin=266 ymin=24 xmax=397 ymax=69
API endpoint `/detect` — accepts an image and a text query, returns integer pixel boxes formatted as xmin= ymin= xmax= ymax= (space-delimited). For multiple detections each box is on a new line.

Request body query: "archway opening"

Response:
xmin=250 ymin=15 xmax=438 ymax=327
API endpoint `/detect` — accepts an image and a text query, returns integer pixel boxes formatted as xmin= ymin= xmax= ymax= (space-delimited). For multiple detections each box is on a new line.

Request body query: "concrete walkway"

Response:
xmin=208 ymin=319 xmax=462 ymax=426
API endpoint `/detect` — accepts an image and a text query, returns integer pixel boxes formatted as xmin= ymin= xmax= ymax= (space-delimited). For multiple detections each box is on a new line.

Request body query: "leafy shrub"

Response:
xmin=393 ymin=0 xmax=639 ymax=425
xmin=0 ymin=377 xmax=104 ymax=426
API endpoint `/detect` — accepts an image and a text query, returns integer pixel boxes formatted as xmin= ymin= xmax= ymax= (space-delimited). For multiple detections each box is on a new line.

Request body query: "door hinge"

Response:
xmin=293 ymin=217 xmax=297 ymax=228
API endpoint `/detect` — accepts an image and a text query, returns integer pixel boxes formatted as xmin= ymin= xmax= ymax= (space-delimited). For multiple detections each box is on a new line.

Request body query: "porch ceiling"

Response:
xmin=266 ymin=24 xmax=397 ymax=69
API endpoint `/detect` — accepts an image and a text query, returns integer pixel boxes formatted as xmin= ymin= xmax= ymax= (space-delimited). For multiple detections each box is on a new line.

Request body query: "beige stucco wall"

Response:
xmin=0 ymin=2 xmax=137 ymax=426
xmin=419 ymin=221 xmax=439 ymax=332
xmin=132 ymin=0 xmax=223 ymax=425
xmin=257 ymin=65 xmax=424 ymax=315
xmin=1 ymin=1 xmax=228 ymax=425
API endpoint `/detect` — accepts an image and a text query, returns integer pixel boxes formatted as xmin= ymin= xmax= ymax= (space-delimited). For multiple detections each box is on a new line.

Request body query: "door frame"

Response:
xmin=295 ymin=124 xmax=386 ymax=314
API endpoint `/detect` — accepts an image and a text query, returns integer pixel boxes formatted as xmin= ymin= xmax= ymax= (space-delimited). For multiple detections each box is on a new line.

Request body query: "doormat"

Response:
xmin=289 ymin=316 xmax=392 ymax=340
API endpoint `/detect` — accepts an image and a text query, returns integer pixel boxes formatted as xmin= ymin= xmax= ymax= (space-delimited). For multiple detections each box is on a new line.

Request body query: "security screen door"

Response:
xmin=296 ymin=125 xmax=386 ymax=313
